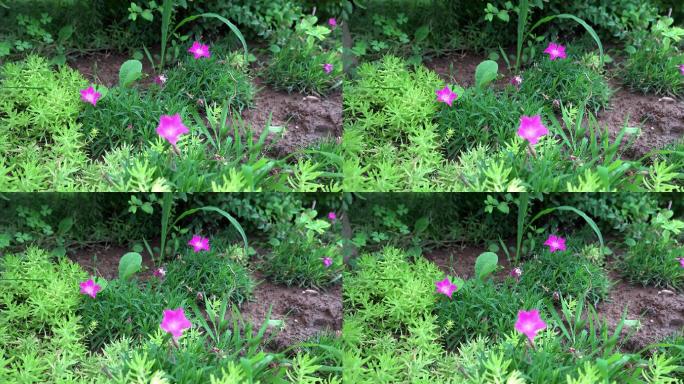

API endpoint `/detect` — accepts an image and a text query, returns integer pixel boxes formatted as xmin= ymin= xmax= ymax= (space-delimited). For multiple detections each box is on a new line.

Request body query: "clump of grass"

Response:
xmin=622 ymin=48 xmax=684 ymax=97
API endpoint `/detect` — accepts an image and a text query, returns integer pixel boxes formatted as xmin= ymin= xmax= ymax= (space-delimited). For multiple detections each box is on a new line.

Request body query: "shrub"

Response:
xmin=0 ymin=247 xmax=91 ymax=382
xmin=436 ymin=87 xmax=546 ymax=158
xmin=163 ymin=55 xmax=255 ymax=112
xmin=79 ymin=86 xmax=192 ymax=158
xmin=263 ymin=16 xmax=341 ymax=94
xmin=260 ymin=209 xmax=341 ymax=288
xmin=162 ymin=245 xmax=254 ymax=304
xmin=520 ymin=56 xmax=613 ymax=114
xmin=79 ymin=278 xmax=187 ymax=350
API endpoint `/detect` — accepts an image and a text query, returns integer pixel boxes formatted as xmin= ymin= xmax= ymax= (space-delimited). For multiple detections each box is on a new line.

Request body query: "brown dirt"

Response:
xmin=68 ymin=244 xmax=341 ymax=350
xmin=240 ymin=271 xmax=342 ymax=350
xmin=242 ymin=78 xmax=342 ymax=156
xmin=423 ymin=246 xmax=684 ymax=351
xmin=598 ymin=85 xmax=684 ymax=158
xmin=424 ymin=52 xmax=512 ymax=88
xmin=69 ymin=52 xmax=156 ymax=88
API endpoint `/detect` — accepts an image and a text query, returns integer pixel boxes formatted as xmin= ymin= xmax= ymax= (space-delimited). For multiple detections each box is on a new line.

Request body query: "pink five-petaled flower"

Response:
xmin=435 ymin=86 xmax=458 ymax=107
xmin=677 ymin=257 xmax=684 ymax=268
xmin=510 ymin=267 xmax=523 ymax=281
xmin=160 ymin=307 xmax=192 ymax=341
xmin=328 ymin=18 xmax=337 ymax=28
xmin=79 ymin=279 xmax=102 ymax=299
xmin=156 ymin=114 xmax=189 ymax=148
xmin=328 ymin=212 xmax=337 ymax=221
xmin=515 ymin=309 xmax=547 ymax=344
xmin=323 ymin=63 xmax=334 ymax=74
xmin=154 ymin=74 xmax=167 ymax=85
xmin=544 ymin=42 xmax=567 ymax=61
xmin=80 ymin=86 xmax=102 ymax=106
xmin=435 ymin=277 xmax=458 ymax=298
xmin=323 ymin=257 xmax=333 ymax=268
xmin=188 ymin=235 xmax=210 ymax=253
xmin=517 ymin=115 xmax=549 ymax=145
xmin=544 ymin=235 xmax=567 ymax=253
xmin=188 ymin=41 xmax=211 ymax=59
xmin=680 ymin=64 xmax=684 ymax=75
xmin=153 ymin=267 xmax=166 ymax=279
xmin=510 ymin=75 xmax=523 ymax=88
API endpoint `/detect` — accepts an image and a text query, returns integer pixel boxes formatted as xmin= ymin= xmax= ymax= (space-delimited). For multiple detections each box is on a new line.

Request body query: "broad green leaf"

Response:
xmin=475 ymin=60 xmax=498 ymax=89
xmin=57 ymin=217 xmax=73 ymax=235
xmin=118 ymin=252 xmax=142 ymax=280
xmin=119 ymin=59 xmax=143 ymax=88
xmin=475 ymin=252 xmax=498 ymax=281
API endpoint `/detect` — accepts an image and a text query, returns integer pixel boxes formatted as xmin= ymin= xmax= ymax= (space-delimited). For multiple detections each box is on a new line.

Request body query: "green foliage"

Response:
xmin=261 ymin=209 xmax=341 ymax=288
xmin=162 ymin=245 xmax=254 ymax=304
xmin=118 ymin=59 xmax=143 ymax=88
xmin=263 ymin=16 xmax=341 ymax=94
xmin=519 ymin=56 xmax=613 ymax=114
xmin=519 ymin=247 xmax=612 ymax=305
xmin=163 ymin=55 xmax=255 ymax=112
xmin=620 ymin=209 xmax=684 ymax=290
xmin=79 ymin=278 xmax=187 ymax=350
xmin=118 ymin=252 xmax=142 ymax=280
xmin=0 ymin=55 xmax=91 ymax=191
xmin=0 ymin=247 xmax=92 ymax=383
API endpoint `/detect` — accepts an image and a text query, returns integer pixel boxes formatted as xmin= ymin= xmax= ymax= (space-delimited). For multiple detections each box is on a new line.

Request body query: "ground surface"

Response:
xmin=424 ymin=52 xmax=684 ymax=157
xmin=69 ymin=244 xmax=342 ymax=350
xmin=68 ymin=51 xmax=342 ymax=157
xmin=424 ymin=246 xmax=684 ymax=351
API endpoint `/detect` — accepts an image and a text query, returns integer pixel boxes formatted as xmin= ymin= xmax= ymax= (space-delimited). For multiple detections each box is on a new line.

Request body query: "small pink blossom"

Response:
xmin=435 ymin=86 xmax=458 ymax=107
xmin=515 ymin=309 xmax=547 ymax=343
xmin=328 ymin=18 xmax=337 ymax=28
xmin=323 ymin=63 xmax=334 ymax=74
xmin=677 ymin=257 xmax=684 ymax=268
xmin=80 ymin=86 xmax=102 ymax=106
xmin=544 ymin=42 xmax=567 ymax=61
xmin=544 ymin=235 xmax=566 ymax=253
xmin=156 ymin=113 xmax=189 ymax=148
xmin=153 ymin=267 xmax=166 ymax=279
xmin=510 ymin=75 xmax=523 ymax=88
xmin=188 ymin=41 xmax=211 ymax=59
xmin=510 ymin=267 xmax=523 ymax=281
xmin=435 ymin=277 xmax=458 ymax=298
xmin=79 ymin=279 xmax=102 ymax=298
xmin=154 ymin=74 xmax=167 ymax=85
xmin=323 ymin=257 xmax=333 ymax=267
xmin=188 ymin=235 xmax=210 ymax=253
xmin=680 ymin=64 xmax=684 ymax=75
xmin=517 ymin=115 xmax=549 ymax=145
xmin=160 ymin=307 xmax=192 ymax=341
xmin=328 ymin=212 xmax=337 ymax=221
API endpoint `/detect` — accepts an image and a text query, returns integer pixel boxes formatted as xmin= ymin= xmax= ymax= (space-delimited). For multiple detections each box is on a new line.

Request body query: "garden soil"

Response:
xmin=425 ymin=246 xmax=684 ymax=352
xmin=69 ymin=245 xmax=342 ymax=350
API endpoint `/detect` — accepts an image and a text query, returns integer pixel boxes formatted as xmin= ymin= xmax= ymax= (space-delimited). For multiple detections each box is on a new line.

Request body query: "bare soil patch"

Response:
xmin=69 ymin=52 xmax=156 ymax=88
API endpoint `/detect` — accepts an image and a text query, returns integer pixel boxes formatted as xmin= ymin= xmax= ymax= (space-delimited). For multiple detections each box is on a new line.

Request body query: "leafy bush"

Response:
xmin=263 ymin=16 xmax=341 ymax=94
xmin=0 ymin=247 xmax=91 ymax=383
xmin=80 ymin=278 xmax=187 ymax=350
xmin=162 ymin=245 xmax=254 ymax=304
xmin=520 ymin=56 xmax=613 ymax=114
xmin=261 ymin=209 xmax=341 ymax=288
xmin=519 ymin=247 xmax=612 ymax=305
xmin=620 ymin=209 xmax=684 ymax=290
xmin=163 ymin=55 xmax=255 ymax=112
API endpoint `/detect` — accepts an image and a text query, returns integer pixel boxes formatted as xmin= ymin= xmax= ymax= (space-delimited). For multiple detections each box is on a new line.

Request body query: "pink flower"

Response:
xmin=160 ymin=307 xmax=192 ymax=341
xmin=677 ymin=257 xmax=684 ymax=268
xmin=544 ymin=235 xmax=566 ymax=253
xmin=154 ymin=74 xmax=167 ymax=85
xmin=156 ymin=114 xmax=189 ymax=148
xmin=153 ymin=267 xmax=166 ymax=279
xmin=188 ymin=41 xmax=211 ymax=59
xmin=435 ymin=86 xmax=458 ymax=107
xmin=79 ymin=279 xmax=102 ymax=298
xmin=510 ymin=75 xmax=523 ymax=88
xmin=680 ymin=64 xmax=684 ymax=75
xmin=80 ymin=86 xmax=102 ymax=106
xmin=517 ymin=115 xmax=549 ymax=145
xmin=188 ymin=235 xmax=210 ymax=253
xmin=510 ymin=267 xmax=523 ymax=281
xmin=328 ymin=212 xmax=337 ymax=221
xmin=328 ymin=18 xmax=337 ymax=28
xmin=323 ymin=257 xmax=333 ymax=268
xmin=435 ymin=277 xmax=458 ymax=298
xmin=323 ymin=63 xmax=334 ymax=74
xmin=544 ymin=42 xmax=567 ymax=61
xmin=515 ymin=309 xmax=547 ymax=343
